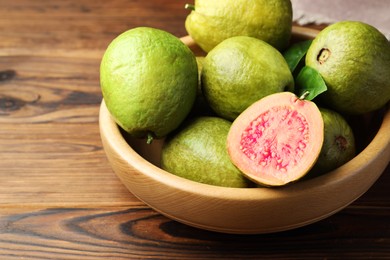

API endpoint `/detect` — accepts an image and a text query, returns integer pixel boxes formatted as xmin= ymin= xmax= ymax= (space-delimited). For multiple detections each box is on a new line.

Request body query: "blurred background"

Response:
xmin=292 ymin=0 xmax=390 ymax=39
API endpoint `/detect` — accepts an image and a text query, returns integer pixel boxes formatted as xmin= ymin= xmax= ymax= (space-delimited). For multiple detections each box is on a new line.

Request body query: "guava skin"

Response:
xmin=161 ymin=117 xmax=253 ymax=188
xmin=306 ymin=21 xmax=390 ymax=115
xmin=185 ymin=0 xmax=293 ymax=52
xmin=100 ymin=27 xmax=198 ymax=140
xmin=310 ymin=108 xmax=356 ymax=176
xmin=189 ymin=56 xmax=216 ymax=118
xmin=202 ymin=36 xmax=294 ymax=121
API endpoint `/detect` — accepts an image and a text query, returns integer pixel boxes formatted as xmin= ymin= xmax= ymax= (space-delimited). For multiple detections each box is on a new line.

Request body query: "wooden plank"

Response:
xmin=0 ymin=121 xmax=140 ymax=207
xmin=0 ymin=53 xmax=140 ymax=206
xmin=0 ymin=206 xmax=389 ymax=259
xmin=0 ymin=0 xmax=189 ymax=52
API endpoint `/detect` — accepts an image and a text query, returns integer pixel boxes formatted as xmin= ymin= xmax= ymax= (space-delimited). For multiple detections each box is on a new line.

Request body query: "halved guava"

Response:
xmin=227 ymin=92 xmax=324 ymax=186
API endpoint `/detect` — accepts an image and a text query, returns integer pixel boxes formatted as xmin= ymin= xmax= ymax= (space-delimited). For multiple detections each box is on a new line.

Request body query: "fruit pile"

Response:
xmin=100 ymin=0 xmax=390 ymax=188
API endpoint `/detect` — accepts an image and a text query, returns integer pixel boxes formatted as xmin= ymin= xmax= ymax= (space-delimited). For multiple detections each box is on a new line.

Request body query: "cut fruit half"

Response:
xmin=227 ymin=92 xmax=324 ymax=186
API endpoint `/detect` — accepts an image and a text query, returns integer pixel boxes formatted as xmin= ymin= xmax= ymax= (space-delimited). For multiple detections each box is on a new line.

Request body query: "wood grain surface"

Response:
xmin=0 ymin=0 xmax=389 ymax=259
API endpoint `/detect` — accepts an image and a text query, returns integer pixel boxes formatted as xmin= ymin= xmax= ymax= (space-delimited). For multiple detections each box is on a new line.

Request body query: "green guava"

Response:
xmin=202 ymin=36 xmax=294 ymax=121
xmin=306 ymin=21 xmax=390 ymax=114
xmin=185 ymin=0 xmax=292 ymax=52
xmin=227 ymin=92 xmax=324 ymax=186
xmin=189 ymin=56 xmax=215 ymax=117
xmin=161 ymin=117 xmax=253 ymax=188
xmin=309 ymin=108 xmax=356 ymax=176
xmin=196 ymin=56 xmax=205 ymax=94
xmin=100 ymin=27 xmax=198 ymax=143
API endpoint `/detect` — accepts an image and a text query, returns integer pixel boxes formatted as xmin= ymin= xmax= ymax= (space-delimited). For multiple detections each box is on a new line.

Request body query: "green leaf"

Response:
xmin=283 ymin=40 xmax=312 ymax=73
xmin=295 ymin=66 xmax=327 ymax=101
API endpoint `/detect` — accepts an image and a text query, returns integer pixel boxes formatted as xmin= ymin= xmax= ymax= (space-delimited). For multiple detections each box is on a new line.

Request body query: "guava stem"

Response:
xmin=146 ymin=132 xmax=154 ymax=145
xmin=185 ymin=4 xmax=195 ymax=11
xmin=299 ymin=91 xmax=310 ymax=100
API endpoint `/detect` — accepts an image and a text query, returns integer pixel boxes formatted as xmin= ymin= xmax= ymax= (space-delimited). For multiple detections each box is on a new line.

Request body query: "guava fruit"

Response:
xmin=202 ymin=36 xmax=294 ymax=121
xmin=161 ymin=117 xmax=252 ymax=188
xmin=189 ymin=56 xmax=215 ymax=117
xmin=227 ymin=92 xmax=324 ymax=186
xmin=309 ymin=108 xmax=356 ymax=176
xmin=185 ymin=0 xmax=293 ymax=52
xmin=100 ymin=27 xmax=198 ymax=143
xmin=195 ymin=56 xmax=205 ymax=94
xmin=306 ymin=21 xmax=390 ymax=115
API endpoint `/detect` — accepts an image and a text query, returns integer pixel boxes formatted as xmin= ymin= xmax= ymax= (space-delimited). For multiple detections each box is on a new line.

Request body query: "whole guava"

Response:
xmin=306 ymin=21 xmax=390 ymax=115
xmin=100 ymin=27 xmax=198 ymax=143
xmin=185 ymin=0 xmax=293 ymax=52
xmin=161 ymin=117 xmax=253 ymax=188
xmin=309 ymin=108 xmax=356 ymax=176
xmin=202 ymin=36 xmax=294 ymax=121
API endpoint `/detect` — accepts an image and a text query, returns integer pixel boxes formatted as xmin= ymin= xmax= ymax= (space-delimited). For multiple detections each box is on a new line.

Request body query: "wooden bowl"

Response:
xmin=99 ymin=27 xmax=390 ymax=234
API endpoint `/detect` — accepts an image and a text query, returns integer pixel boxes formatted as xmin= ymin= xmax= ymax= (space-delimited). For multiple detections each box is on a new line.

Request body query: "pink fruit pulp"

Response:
xmin=240 ymin=107 xmax=310 ymax=172
xmin=227 ymin=92 xmax=324 ymax=186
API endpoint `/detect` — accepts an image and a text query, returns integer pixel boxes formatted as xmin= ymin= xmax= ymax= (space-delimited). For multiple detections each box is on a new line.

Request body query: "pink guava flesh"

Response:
xmin=240 ymin=106 xmax=309 ymax=174
xmin=227 ymin=92 xmax=324 ymax=186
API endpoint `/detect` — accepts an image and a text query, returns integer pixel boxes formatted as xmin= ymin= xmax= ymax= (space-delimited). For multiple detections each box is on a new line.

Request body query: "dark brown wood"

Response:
xmin=0 ymin=202 xmax=389 ymax=259
xmin=0 ymin=0 xmax=389 ymax=258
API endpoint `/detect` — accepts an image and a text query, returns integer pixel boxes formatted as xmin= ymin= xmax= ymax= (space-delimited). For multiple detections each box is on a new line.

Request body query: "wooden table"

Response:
xmin=0 ymin=0 xmax=388 ymax=259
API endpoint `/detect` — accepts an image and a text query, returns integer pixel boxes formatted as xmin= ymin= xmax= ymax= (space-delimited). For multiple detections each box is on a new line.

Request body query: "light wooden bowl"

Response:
xmin=99 ymin=27 xmax=390 ymax=234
